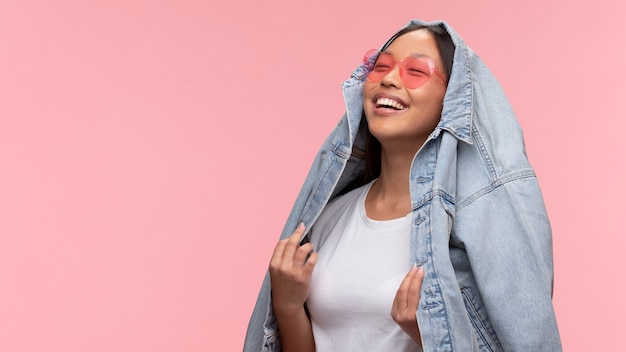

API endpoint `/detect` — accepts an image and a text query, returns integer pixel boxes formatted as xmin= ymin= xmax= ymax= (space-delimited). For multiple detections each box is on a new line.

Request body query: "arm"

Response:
xmin=269 ymin=224 xmax=317 ymax=352
xmin=456 ymin=177 xmax=561 ymax=350
xmin=272 ymin=305 xmax=314 ymax=352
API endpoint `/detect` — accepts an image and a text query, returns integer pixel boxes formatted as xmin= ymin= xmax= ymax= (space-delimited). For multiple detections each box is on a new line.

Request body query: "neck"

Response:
xmin=365 ymin=142 xmax=420 ymax=220
xmin=378 ymin=146 xmax=413 ymax=195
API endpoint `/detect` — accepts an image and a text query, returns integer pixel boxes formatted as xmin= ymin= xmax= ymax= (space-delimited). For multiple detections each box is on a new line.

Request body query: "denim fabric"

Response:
xmin=244 ymin=20 xmax=562 ymax=352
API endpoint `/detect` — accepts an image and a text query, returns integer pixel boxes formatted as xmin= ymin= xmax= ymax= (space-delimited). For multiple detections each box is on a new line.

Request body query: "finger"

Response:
xmin=392 ymin=266 xmax=416 ymax=320
xmin=293 ymin=242 xmax=315 ymax=267
xmin=269 ymin=239 xmax=288 ymax=268
xmin=280 ymin=223 xmax=306 ymax=261
xmin=391 ymin=292 xmax=399 ymax=318
xmin=302 ymin=250 xmax=318 ymax=276
xmin=395 ymin=265 xmax=418 ymax=307
xmin=406 ymin=267 xmax=424 ymax=312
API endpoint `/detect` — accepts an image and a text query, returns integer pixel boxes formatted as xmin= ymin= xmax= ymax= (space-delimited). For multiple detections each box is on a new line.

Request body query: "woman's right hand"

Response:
xmin=269 ymin=223 xmax=318 ymax=314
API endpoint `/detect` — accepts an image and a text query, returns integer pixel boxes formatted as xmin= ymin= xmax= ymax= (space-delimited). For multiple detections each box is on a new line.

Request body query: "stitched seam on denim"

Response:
xmin=456 ymin=170 xmax=536 ymax=211
xmin=471 ymin=125 xmax=498 ymax=182
xmin=262 ymin=293 xmax=280 ymax=352
xmin=343 ymin=77 xmax=363 ymax=88
xmin=300 ymin=155 xmax=351 ymax=235
xmin=439 ymin=25 xmax=473 ymax=146
xmin=466 ymin=44 xmax=474 ymax=144
xmin=299 ymin=160 xmax=333 ymax=227
xmin=330 ymin=142 xmax=351 ymax=159
xmin=421 ymin=194 xmax=455 ymax=352
xmin=411 ymin=189 xmax=455 ymax=212
xmin=452 ymin=40 xmax=473 ymax=144
xmin=461 ymin=288 xmax=502 ymax=352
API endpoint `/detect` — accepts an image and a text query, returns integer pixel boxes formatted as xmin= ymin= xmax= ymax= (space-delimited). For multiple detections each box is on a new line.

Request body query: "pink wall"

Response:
xmin=1 ymin=0 xmax=624 ymax=350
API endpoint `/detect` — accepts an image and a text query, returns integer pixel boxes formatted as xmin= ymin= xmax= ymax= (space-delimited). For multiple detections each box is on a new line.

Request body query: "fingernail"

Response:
xmin=297 ymin=222 xmax=305 ymax=232
xmin=410 ymin=263 xmax=418 ymax=273
xmin=415 ymin=263 xmax=425 ymax=276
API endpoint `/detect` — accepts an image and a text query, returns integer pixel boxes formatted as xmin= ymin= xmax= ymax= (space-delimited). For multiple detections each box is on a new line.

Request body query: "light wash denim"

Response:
xmin=244 ymin=20 xmax=562 ymax=351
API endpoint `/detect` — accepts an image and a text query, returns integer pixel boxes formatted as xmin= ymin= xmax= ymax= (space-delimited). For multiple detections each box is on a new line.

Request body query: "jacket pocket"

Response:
xmin=460 ymin=287 xmax=503 ymax=352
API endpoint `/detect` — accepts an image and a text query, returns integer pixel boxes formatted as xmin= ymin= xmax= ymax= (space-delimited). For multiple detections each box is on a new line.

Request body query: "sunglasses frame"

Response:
xmin=363 ymin=49 xmax=447 ymax=88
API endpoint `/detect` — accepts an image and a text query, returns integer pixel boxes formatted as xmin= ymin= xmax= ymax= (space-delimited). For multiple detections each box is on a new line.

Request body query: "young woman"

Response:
xmin=244 ymin=20 xmax=562 ymax=351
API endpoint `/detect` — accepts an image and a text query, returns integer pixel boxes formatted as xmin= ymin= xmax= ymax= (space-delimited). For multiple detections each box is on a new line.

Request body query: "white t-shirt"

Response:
xmin=307 ymin=180 xmax=422 ymax=352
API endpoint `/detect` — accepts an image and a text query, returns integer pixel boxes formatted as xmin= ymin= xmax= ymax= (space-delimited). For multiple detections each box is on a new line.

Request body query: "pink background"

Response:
xmin=1 ymin=0 xmax=624 ymax=351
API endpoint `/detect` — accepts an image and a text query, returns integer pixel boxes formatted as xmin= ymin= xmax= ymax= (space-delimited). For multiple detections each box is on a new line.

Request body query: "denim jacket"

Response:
xmin=244 ymin=20 xmax=562 ymax=351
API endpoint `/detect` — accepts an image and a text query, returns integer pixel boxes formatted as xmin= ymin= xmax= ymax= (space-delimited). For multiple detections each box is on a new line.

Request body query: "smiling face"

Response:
xmin=363 ymin=29 xmax=447 ymax=150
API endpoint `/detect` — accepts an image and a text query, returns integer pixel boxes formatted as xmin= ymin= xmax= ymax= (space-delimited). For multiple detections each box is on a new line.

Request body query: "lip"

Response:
xmin=370 ymin=93 xmax=409 ymax=115
xmin=372 ymin=93 xmax=409 ymax=107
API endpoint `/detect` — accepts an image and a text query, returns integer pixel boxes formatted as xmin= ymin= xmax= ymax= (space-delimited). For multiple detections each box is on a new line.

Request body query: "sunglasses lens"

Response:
xmin=367 ymin=52 xmax=394 ymax=83
xmin=402 ymin=56 xmax=435 ymax=89
xmin=364 ymin=50 xmax=436 ymax=89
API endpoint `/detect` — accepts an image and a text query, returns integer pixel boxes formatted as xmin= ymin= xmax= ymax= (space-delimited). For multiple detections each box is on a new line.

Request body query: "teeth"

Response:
xmin=376 ymin=97 xmax=406 ymax=110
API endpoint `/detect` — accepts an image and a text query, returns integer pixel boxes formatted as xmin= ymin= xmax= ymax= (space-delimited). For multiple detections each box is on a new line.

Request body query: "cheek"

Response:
xmin=410 ymin=88 xmax=444 ymax=109
xmin=429 ymin=92 xmax=445 ymax=114
xmin=410 ymin=89 xmax=445 ymax=125
xmin=427 ymin=95 xmax=445 ymax=122
xmin=362 ymin=83 xmax=375 ymax=112
xmin=363 ymin=81 xmax=375 ymax=99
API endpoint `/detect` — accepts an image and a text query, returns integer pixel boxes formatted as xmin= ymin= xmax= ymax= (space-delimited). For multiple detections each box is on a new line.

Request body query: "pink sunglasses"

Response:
xmin=363 ymin=49 xmax=446 ymax=89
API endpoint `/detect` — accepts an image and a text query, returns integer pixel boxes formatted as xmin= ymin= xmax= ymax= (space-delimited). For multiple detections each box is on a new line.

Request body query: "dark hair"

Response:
xmin=360 ymin=24 xmax=455 ymax=184
xmin=381 ymin=24 xmax=455 ymax=80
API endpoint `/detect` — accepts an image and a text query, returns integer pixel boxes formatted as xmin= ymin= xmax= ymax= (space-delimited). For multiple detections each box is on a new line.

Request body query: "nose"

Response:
xmin=380 ymin=65 xmax=402 ymax=88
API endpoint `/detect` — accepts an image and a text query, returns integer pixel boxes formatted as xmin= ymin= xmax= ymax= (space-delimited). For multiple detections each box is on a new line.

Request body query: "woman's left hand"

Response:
xmin=391 ymin=265 xmax=425 ymax=346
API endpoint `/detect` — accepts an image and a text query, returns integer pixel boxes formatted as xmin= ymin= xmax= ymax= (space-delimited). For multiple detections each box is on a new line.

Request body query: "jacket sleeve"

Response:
xmin=243 ymin=115 xmax=350 ymax=352
xmin=453 ymin=175 xmax=562 ymax=351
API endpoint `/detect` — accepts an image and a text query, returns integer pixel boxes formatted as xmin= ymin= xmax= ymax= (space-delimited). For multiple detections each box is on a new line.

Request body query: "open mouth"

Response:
xmin=375 ymin=97 xmax=407 ymax=110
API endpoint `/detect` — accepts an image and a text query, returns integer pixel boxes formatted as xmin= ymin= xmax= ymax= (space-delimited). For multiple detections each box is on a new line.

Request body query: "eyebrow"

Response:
xmin=381 ymin=50 xmax=431 ymax=59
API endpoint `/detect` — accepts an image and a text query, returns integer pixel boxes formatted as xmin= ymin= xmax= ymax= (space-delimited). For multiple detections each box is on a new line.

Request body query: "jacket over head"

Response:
xmin=244 ymin=19 xmax=561 ymax=352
